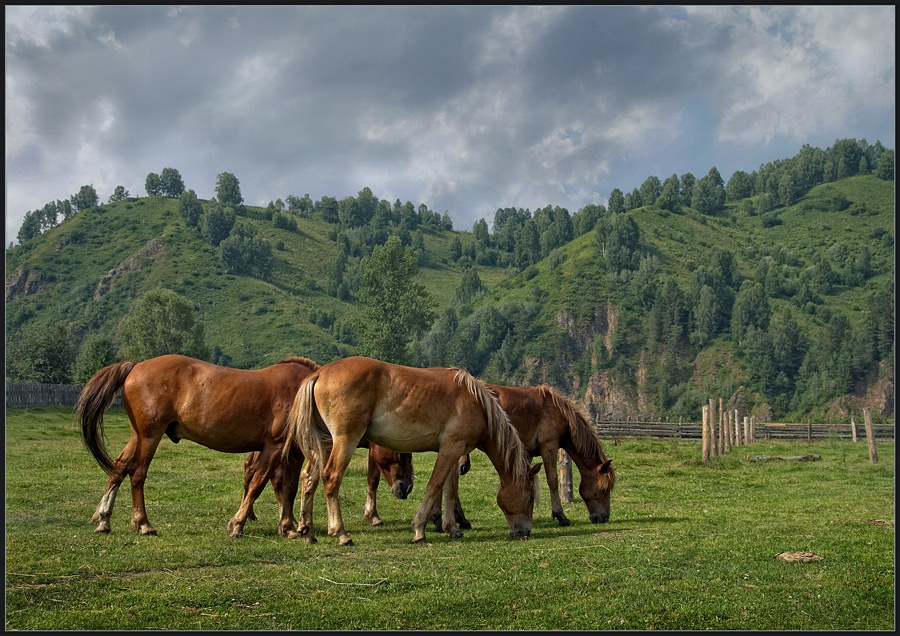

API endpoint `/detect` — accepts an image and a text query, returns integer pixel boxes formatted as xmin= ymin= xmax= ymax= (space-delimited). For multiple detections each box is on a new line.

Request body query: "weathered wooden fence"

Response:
xmin=595 ymin=418 xmax=894 ymax=442
xmin=5 ymin=383 xmax=122 ymax=409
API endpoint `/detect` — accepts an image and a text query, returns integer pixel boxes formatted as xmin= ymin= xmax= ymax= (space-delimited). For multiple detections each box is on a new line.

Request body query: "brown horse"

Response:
xmin=242 ymin=442 xmax=413 ymax=529
xmin=282 ymin=356 xmax=541 ymax=545
xmin=436 ymin=384 xmax=616 ymax=528
xmin=77 ymin=354 xmax=319 ymax=537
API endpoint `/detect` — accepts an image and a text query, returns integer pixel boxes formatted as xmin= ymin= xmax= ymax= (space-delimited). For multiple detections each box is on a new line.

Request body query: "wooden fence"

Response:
xmin=5 ymin=383 xmax=122 ymax=409
xmin=595 ymin=419 xmax=894 ymax=441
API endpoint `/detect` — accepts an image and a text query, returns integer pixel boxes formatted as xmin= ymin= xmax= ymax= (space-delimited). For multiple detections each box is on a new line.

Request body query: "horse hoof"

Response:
xmin=305 ymin=535 xmax=317 ymax=545
xmin=371 ymin=520 xmax=385 ymax=527
xmin=94 ymin=525 xmax=111 ymax=534
xmin=449 ymin=529 xmax=464 ymax=539
xmin=411 ymin=536 xmax=427 ymax=544
xmin=557 ymin=517 xmax=571 ymax=527
xmin=338 ymin=537 xmax=354 ymax=547
xmin=459 ymin=519 xmax=472 ymax=530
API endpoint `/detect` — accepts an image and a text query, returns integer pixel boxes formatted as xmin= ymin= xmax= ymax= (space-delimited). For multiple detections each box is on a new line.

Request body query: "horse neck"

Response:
xmin=480 ymin=434 xmax=526 ymax=486
xmin=543 ymin=386 xmax=607 ymax=472
xmin=562 ymin=438 xmax=607 ymax=475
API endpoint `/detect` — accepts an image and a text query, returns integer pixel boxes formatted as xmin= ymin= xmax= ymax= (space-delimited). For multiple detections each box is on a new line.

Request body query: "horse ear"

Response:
xmin=529 ymin=463 xmax=543 ymax=478
xmin=598 ymin=459 xmax=612 ymax=474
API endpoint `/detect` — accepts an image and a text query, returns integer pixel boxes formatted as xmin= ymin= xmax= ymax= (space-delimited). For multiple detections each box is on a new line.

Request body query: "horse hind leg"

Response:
xmin=293 ymin=459 xmax=320 ymax=543
xmin=91 ymin=437 xmax=137 ymax=533
xmin=276 ymin=449 xmax=302 ymax=539
xmin=321 ymin=438 xmax=358 ymax=546
xmin=127 ymin=435 xmax=164 ymax=535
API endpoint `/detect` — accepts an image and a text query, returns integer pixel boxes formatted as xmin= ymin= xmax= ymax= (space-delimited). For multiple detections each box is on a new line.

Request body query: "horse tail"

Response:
xmin=76 ymin=360 xmax=136 ymax=475
xmin=453 ymin=369 xmax=530 ymax=485
xmin=283 ymin=372 xmax=330 ymax=471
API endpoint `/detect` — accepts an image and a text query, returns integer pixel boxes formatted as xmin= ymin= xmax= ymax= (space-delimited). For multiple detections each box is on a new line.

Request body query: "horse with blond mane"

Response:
xmin=282 ymin=356 xmax=541 ymax=545
xmin=436 ymin=384 xmax=615 ymax=529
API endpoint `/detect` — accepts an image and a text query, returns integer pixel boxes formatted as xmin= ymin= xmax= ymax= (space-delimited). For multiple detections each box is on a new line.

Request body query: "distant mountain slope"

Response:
xmin=5 ymin=174 xmax=894 ymax=422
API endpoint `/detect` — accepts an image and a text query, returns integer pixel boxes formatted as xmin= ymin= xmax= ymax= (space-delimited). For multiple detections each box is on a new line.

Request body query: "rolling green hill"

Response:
xmin=5 ymin=172 xmax=894 ymax=424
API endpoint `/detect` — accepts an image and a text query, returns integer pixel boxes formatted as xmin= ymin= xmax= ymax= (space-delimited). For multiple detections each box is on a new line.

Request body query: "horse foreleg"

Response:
xmin=441 ymin=468 xmax=463 ymax=538
xmin=411 ymin=445 xmax=465 ymax=543
xmin=427 ymin=473 xmax=471 ymax=532
xmin=322 ymin=438 xmax=357 ymax=546
xmin=228 ymin=448 xmax=277 ymax=538
xmin=363 ymin=451 xmax=384 ymax=526
xmin=541 ymin=446 xmax=570 ymax=527
xmin=242 ymin=453 xmax=260 ymax=522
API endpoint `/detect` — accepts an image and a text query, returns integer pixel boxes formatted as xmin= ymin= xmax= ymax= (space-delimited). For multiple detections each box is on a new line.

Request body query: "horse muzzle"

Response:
xmin=391 ymin=481 xmax=413 ymax=500
xmin=590 ymin=511 xmax=610 ymax=524
xmin=508 ymin=523 xmax=532 ymax=539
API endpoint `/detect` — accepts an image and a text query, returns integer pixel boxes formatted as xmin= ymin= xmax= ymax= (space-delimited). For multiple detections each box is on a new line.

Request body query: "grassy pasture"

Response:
xmin=4 ymin=407 xmax=894 ymax=630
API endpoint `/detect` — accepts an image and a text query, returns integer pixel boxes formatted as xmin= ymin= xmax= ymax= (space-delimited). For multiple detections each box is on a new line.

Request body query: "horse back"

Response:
xmin=488 ymin=384 xmax=567 ymax=455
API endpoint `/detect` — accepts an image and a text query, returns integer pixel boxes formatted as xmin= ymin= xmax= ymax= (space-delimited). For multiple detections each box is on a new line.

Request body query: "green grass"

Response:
xmin=5 ymin=407 xmax=894 ymax=630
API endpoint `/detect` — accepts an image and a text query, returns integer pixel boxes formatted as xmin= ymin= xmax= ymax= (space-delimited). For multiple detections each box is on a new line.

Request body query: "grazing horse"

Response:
xmin=241 ymin=442 xmax=413 ymax=528
xmin=77 ymin=354 xmax=319 ymax=537
xmin=282 ymin=356 xmax=541 ymax=545
xmin=437 ymin=384 xmax=616 ymax=528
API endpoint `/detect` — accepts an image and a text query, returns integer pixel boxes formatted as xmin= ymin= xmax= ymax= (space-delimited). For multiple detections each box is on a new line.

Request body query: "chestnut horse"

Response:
xmin=436 ymin=384 xmax=615 ymax=529
xmin=283 ymin=356 xmax=541 ymax=545
xmin=242 ymin=441 xmax=413 ymax=529
xmin=77 ymin=354 xmax=320 ymax=537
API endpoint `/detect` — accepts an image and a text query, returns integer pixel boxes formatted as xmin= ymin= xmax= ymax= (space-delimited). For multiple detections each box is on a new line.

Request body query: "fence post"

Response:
xmin=807 ymin=418 xmax=812 ymax=443
xmin=749 ymin=416 xmax=756 ymax=443
xmin=708 ymin=399 xmax=718 ymax=457
xmin=743 ymin=416 xmax=750 ymax=446
xmin=733 ymin=410 xmax=741 ymax=446
xmin=559 ymin=449 xmax=573 ymax=502
xmin=851 ymin=414 xmax=858 ymax=442
xmin=721 ymin=398 xmax=730 ymax=453
xmin=863 ymin=408 xmax=878 ymax=464
xmin=702 ymin=404 xmax=711 ymax=462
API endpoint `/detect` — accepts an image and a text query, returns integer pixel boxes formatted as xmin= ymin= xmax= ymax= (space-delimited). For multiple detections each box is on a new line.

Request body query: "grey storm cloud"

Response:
xmin=5 ymin=5 xmax=895 ymax=241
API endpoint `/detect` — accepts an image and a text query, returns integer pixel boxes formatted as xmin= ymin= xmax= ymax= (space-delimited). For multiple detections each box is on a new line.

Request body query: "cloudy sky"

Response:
xmin=5 ymin=5 xmax=895 ymax=242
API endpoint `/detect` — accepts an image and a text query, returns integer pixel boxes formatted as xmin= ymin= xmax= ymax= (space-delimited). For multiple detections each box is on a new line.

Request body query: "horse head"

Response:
xmin=579 ymin=459 xmax=616 ymax=523
xmin=374 ymin=448 xmax=414 ymax=500
xmin=497 ymin=463 xmax=542 ymax=538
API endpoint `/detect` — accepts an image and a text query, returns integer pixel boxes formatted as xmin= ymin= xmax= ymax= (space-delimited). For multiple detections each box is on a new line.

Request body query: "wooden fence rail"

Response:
xmin=5 ymin=383 xmax=122 ymax=409
xmin=596 ymin=420 xmax=894 ymax=441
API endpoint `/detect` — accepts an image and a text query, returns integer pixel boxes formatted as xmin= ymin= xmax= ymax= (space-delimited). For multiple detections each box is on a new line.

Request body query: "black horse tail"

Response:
xmin=76 ymin=361 xmax=136 ymax=475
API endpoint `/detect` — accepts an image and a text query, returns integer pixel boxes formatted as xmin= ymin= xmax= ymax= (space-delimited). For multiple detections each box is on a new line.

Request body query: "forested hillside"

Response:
xmin=6 ymin=139 xmax=894 ymax=423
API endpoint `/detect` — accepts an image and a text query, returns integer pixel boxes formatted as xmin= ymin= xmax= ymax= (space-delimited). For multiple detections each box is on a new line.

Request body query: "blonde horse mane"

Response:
xmin=539 ymin=385 xmax=611 ymax=466
xmin=453 ymin=368 xmax=531 ymax=486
